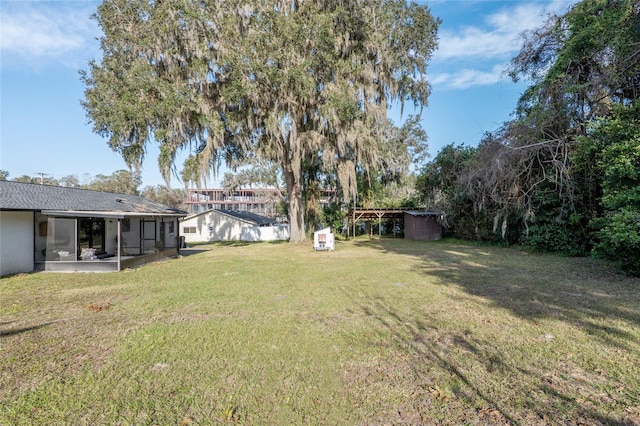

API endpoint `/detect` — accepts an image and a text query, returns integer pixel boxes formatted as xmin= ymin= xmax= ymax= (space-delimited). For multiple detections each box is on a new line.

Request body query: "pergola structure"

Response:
xmin=346 ymin=208 xmax=406 ymax=238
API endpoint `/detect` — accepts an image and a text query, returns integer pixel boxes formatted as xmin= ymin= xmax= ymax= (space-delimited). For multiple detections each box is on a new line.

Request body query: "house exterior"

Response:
xmin=0 ymin=181 xmax=187 ymax=276
xmin=180 ymin=209 xmax=290 ymax=243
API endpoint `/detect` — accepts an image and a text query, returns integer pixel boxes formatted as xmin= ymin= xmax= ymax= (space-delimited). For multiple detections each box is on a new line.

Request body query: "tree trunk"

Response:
xmin=283 ymin=125 xmax=306 ymax=243
xmin=284 ymin=165 xmax=305 ymax=243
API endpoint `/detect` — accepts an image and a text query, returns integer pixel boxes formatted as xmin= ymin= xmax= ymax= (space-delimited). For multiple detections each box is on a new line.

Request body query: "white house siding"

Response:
xmin=163 ymin=220 xmax=179 ymax=248
xmin=181 ymin=211 xmax=245 ymax=242
xmin=0 ymin=211 xmax=34 ymax=276
xmin=241 ymin=225 xmax=290 ymax=242
xmin=181 ymin=211 xmax=290 ymax=243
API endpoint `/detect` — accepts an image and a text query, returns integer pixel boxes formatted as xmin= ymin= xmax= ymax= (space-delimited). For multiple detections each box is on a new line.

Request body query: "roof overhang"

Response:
xmin=41 ymin=210 xmax=186 ymax=219
xmin=404 ymin=211 xmax=442 ymax=217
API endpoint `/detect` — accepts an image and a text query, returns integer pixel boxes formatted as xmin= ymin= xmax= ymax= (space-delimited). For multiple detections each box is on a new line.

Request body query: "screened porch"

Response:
xmin=33 ymin=212 xmax=182 ymax=273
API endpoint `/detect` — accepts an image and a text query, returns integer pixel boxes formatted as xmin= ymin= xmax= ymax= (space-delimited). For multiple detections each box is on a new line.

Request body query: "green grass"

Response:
xmin=1 ymin=239 xmax=639 ymax=425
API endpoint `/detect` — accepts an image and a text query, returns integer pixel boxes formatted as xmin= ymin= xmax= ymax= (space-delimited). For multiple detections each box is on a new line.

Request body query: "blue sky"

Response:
xmin=0 ymin=0 xmax=579 ymax=188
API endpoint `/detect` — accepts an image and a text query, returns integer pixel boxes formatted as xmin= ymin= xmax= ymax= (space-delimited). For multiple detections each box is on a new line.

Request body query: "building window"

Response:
xmin=183 ymin=226 xmax=196 ymax=234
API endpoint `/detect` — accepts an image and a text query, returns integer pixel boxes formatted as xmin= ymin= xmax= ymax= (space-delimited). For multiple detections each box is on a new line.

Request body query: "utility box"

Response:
xmin=314 ymin=227 xmax=335 ymax=251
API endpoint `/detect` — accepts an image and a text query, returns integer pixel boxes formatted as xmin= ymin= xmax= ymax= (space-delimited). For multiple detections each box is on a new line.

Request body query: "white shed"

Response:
xmin=180 ymin=209 xmax=290 ymax=243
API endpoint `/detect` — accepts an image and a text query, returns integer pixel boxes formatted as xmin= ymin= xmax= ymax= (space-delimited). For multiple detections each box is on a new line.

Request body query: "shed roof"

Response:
xmin=404 ymin=210 xmax=442 ymax=217
xmin=0 ymin=181 xmax=187 ymax=217
xmin=218 ymin=209 xmax=279 ymax=225
xmin=347 ymin=208 xmax=442 ymax=221
xmin=183 ymin=209 xmax=278 ymax=226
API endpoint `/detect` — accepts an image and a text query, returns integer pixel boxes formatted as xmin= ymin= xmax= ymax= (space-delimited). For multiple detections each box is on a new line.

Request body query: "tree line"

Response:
xmin=416 ymin=0 xmax=640 ymax=275
xmin=0 ymin=169 xmax=186 ymax=210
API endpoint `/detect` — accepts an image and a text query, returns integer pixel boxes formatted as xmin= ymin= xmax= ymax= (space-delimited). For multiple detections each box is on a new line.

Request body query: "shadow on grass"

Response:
xmin=357 ymin=239 xmax=640 ymax=348
xmin=350 ymin=238 xmax=640 ymax=425
xmin=0 ymin=322 xmax=53 ymax=338
xmin=187 ymin=240 xmax=289 ymax=248
xmin=178 ymin=248 xmax=211 ymax=257
xmin=352 ymin=295 xmax=634 ymax=426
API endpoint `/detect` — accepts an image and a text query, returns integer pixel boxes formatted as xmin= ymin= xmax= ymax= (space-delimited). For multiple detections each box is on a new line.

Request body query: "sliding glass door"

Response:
xmin=79 ymin=218 xmax=106 ymax=254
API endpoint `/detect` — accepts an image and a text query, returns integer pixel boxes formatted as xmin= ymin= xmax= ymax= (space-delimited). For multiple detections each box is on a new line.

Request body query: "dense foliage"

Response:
xmin=82 ymin=0 xmax=439 ymax=242
xmin=417 ymin=0 xmax=640 ymax=274
xmin=585 ymin=104 xmax=640 ymax=274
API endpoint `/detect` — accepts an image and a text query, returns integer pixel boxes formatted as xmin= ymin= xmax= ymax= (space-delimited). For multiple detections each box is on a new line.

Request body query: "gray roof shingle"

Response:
xmin=216 ymin=209 xmax=279 ymax=226
xmin=185 ymin=209 xmax=279 ymax=226
xmin=0 ymin=181 xmax=187 ymax=216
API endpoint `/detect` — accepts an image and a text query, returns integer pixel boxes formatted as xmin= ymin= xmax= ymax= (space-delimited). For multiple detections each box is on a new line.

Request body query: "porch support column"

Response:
xmin=117 ymin=219 xmax=121 ymax=271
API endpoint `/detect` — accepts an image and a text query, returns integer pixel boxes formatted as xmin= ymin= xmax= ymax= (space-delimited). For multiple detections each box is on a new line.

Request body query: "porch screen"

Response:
xmin=141 ymin=219 xmax=157 ymax=253
xmin=35 ymin=217 xmax=77 ymax=261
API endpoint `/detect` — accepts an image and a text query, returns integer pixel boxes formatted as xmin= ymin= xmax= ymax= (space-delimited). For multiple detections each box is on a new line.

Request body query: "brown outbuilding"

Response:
xmin=403 ymin=210 xmax=443 ymax=241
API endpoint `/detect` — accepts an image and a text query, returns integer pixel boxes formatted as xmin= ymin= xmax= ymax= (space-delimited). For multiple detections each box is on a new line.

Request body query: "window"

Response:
xmin=168 ymin=221 xmax=175 ymax=234
xmin=183 ymin=226 xmax=196 ymax=234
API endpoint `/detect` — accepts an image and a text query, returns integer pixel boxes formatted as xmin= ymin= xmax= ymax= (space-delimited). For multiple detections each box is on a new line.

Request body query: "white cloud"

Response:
xmin=430 ymin=63 xmax=507 ymax=90
xmin=436 ymin=26 xmax=516 ymax=61
xmin=432 ymin=0 xmax=579 ymax=90
xmin=436 ymin=2 xmax=569 ymax=61
xmin=0 ymin=1 xmax=100 ymax=68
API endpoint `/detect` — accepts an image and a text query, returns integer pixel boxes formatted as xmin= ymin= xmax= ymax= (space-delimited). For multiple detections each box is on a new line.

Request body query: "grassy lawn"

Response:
xmin=1 ymin=239 xmax=639 ymax=425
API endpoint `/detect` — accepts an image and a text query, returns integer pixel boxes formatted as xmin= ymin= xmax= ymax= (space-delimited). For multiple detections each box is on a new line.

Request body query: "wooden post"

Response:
xmin=352 ymin=199 xmax=356 ymax=238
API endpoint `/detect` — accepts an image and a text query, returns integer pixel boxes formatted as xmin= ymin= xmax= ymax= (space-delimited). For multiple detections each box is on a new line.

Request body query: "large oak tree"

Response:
xmin=82 ymin=0 xmax=439 ymax=242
